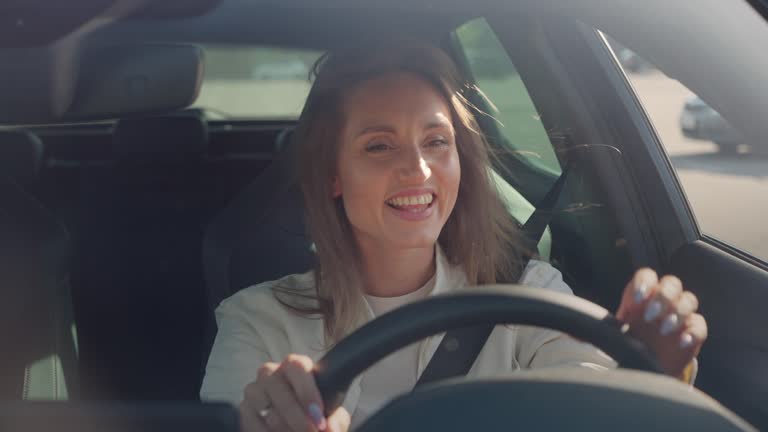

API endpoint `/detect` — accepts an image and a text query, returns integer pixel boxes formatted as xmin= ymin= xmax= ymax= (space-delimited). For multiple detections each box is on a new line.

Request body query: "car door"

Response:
xmin=587 ymin=5 xmax=768 ymax=426
xmin=456 ymin=1 xmax=768 ymax=428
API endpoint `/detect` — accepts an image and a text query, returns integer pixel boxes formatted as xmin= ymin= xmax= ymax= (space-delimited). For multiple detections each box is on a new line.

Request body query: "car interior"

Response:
xmin=1 ymin=0 xmax=768 ymax=430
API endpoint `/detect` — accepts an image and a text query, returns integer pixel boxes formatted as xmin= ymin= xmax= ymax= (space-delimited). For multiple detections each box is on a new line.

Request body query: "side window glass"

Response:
xmin=605 ymin=35 xmax=768 ymax=263
xmin=455 ymin=18 xmax=561 ymax=176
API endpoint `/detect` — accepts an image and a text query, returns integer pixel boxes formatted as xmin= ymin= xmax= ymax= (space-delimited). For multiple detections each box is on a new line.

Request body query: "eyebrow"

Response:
xmin=354 ymin=120 xmax=454 ymax=138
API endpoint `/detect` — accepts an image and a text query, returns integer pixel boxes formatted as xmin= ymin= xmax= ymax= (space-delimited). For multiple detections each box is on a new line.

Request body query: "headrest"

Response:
xmin=0 ymin=130 xmax=44 ymax=184
xmin=113 ymin=114 xmax=208 ymax=163
xmin=274 ymin=127 xmax=295 ymax=153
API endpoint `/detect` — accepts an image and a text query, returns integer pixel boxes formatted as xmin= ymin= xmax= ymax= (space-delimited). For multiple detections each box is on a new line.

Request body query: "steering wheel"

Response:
xmin=313 ymin=286 xmax=754 ymax=432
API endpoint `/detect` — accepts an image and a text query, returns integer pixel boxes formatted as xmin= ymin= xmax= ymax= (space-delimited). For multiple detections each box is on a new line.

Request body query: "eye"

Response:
xmin=425 ymin=137 xmax=450 ymax=148
xmin=365 ymin=141 xmax=394 ymax=153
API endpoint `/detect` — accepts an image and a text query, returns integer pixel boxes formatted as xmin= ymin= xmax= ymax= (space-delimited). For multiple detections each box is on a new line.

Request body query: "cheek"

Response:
xmin=340 ymin=160 xmax=387 ymax=196
xmin=337 ymin=162 xmax=389 ymax=221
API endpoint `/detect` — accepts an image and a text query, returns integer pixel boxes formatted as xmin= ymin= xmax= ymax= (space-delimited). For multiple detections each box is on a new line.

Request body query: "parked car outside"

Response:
xmin=680 ymin=95 xmax=745 ymax=154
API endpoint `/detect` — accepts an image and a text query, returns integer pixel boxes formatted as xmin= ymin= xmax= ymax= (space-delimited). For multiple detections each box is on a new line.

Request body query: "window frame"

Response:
xmin=450 ymin=18 xmax=562 ymax=178
xmin=444 ymin=14 xmax=648 ymax=309
xmin=483 ymin=12 xmax=693 ymax=270
xmin=599 ymin=32 xmax=768 ymax=269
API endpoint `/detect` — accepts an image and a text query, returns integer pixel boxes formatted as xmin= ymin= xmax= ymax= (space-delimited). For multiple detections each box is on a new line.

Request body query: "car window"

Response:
xmin=192 ymin=45 xmax=323 ymax=119
xmin=454 ymin=18 xmax=561 ymax=176
xmin=604 ymin=35 xmax=768 ymax=263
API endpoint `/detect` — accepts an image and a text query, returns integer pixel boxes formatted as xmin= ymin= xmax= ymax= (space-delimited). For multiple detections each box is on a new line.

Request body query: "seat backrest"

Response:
xmin=0 ymin=130 xmax=43 ymax=185
xmin=0 ymin=130 xmax=78 ymax=401
xmin=112 ymin=115 xmax=208 ymax=164
xmin=71 ymin=114 xmax=210 ymax=400
xmin=201 ymin=129 xmax=314 ymax=366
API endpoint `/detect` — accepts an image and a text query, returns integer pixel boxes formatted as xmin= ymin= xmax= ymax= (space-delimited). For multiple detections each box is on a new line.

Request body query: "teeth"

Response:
xmin=387 ymin=193 xmax=434 ymax=207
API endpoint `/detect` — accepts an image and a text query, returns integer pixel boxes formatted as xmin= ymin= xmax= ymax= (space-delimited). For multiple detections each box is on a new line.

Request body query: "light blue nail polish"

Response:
xmin=644 ymin=300 xmax=662 ymax=322
xmin=659 ymin=314 xmax=679 ymax=336
xmin=308 ymin=403 xmax=323 ymax=422
xmin=634 ymin=282 xmax=649 ymax=303
xmin=680 ymin=333 xmax=694 ymax=349
xmin=308 ymin=403 xmax=326 ymax=429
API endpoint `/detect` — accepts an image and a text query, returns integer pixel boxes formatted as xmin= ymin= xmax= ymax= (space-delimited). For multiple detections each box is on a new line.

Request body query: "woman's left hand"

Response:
xmin=615 ymin=268 xmax=708 ymax=378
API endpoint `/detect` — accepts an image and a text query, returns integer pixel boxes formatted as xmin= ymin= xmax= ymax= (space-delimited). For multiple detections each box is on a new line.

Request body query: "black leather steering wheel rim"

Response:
xmin=313 ymin=285 xmax=662 ymax=414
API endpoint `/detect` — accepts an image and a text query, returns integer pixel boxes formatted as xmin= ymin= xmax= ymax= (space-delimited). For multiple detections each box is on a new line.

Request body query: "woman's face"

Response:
xmin=334 ymin=72 xmax=461 ymax=252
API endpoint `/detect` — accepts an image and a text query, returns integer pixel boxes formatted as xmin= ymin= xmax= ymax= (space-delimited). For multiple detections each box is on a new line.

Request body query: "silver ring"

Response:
xmin=258 ymin=404 xmax=272 ymax=419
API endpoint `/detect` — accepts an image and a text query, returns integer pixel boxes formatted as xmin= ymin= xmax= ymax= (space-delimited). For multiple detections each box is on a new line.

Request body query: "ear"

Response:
xmin=331 ymin=176 xmax=342 ymax=198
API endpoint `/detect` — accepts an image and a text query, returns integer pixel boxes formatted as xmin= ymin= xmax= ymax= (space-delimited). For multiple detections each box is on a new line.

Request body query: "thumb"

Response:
xmin=327 ymin=407 xmax=351 ymax=432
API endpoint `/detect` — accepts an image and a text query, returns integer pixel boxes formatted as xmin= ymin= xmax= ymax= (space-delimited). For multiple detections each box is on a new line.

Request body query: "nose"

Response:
xmin=398 ymin=144 xmax=431 ymax=181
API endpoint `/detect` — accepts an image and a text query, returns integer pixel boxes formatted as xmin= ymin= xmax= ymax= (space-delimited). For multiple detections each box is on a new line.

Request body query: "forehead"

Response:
xmin=342 ymin=72 xmax=453 ymax=126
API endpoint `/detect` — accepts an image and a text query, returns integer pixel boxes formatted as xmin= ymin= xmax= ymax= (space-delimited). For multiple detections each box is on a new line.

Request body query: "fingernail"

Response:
xmin=633 ymin=282 xmax=649 ymax=303
xmin=660 ymin=281 xmax=679 ymax=299
xmin=678 ymin=296 xmax=696 ymax=315
xmin=644 ymin=300 xmax=663 ymax=322
xmin=308 ymin=403 xmax=327 ymax=431
xmin=680 ymin=333 xmax=694 ymax=349
xmin=659 ymin=314 xmax=679 ymax=336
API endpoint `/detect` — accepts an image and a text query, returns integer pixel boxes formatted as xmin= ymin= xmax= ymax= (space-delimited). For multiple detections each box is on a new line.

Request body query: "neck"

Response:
xmin=357 ymin=241 xmax=436 ymax=298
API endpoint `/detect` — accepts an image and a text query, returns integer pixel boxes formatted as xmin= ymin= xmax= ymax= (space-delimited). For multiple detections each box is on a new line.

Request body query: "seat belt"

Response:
xmin=415 ymin=165 xmax=572 ymax=387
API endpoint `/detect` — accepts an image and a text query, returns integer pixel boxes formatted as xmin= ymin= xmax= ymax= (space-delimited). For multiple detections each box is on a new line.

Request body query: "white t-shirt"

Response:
xmin=352 ymin=275 xmax=437 ymax=427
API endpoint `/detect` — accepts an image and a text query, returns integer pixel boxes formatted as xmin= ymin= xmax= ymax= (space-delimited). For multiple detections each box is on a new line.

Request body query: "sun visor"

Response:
xmin=0 ymin=43 xmax=204 ymax=124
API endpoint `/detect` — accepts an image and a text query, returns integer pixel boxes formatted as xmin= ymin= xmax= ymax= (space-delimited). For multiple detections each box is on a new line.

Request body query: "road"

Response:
xmin=628 ymin=72 xmax=768 ymax=262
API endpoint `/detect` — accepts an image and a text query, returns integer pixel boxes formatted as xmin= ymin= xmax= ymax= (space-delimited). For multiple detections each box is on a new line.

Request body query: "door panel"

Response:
xmin=670 ymin=241 xmax=768 ymax=428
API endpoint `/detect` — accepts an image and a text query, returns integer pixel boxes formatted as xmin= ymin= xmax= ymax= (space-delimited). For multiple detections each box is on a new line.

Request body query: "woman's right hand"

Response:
xmin=240 ymin=354 xmax=351 ymax=432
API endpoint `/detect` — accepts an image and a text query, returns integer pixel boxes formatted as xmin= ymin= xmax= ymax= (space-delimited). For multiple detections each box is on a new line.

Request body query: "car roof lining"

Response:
xmin=5 ymin=0 xmax=768 ymax=140
xmin=87 ymin=3 xmax=472 ymax=50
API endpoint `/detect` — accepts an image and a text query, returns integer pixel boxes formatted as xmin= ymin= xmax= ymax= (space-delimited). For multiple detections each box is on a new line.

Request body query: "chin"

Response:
xmin=388 ymin=230 xmax=441 ymax=250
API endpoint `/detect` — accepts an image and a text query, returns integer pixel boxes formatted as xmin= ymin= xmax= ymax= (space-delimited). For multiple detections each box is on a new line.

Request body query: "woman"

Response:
xmin=200 ymin=39 xmax=707 ymax=432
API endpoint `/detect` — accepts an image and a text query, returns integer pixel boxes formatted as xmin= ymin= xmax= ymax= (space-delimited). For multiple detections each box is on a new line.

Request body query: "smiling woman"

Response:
xmin=333 ymin=72 xmax=462 ymax=295
xmin=291 ymin=39 xmax=526 ymax=342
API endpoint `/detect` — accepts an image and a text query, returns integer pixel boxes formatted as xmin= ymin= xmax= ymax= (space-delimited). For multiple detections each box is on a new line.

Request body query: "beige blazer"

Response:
xmin=200 ymin=248 xmax=623 ymax=414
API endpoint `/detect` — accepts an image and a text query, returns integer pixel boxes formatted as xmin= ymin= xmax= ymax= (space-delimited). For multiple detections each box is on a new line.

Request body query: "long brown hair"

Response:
xmin=275 ymin=38 xmax=528 ymax=344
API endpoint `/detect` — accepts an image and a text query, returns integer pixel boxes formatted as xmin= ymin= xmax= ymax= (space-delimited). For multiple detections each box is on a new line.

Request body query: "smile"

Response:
xmin=385 ymin=193 xmax=434 ymax=208
xmin=384 ymin=192 xmax=437 ymax=221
